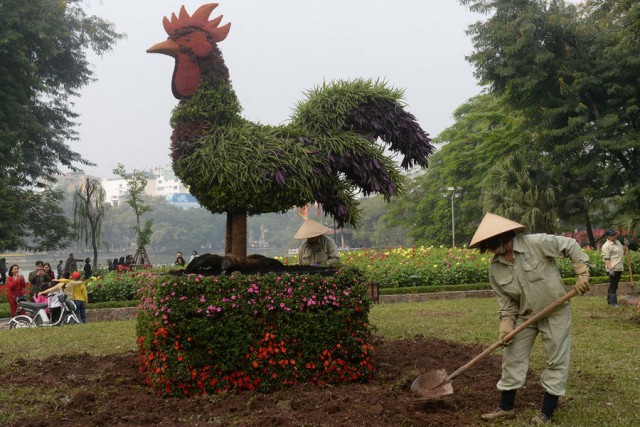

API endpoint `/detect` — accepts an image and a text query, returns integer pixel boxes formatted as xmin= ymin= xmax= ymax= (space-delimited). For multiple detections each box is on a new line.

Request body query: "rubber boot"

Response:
xmin=608 ymin=293 xmax=619 ymax=307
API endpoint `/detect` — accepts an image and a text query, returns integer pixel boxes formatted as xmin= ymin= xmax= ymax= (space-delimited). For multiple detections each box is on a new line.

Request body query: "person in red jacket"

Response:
xmin=6 ymin=264 xmax=27 ymax=317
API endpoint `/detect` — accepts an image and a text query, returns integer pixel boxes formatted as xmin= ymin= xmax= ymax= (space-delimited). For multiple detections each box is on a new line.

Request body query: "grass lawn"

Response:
xmin=371 ymin=296 xmax=640 ymax=426
xmin=1 ymin=296 xmax=638 ymax=426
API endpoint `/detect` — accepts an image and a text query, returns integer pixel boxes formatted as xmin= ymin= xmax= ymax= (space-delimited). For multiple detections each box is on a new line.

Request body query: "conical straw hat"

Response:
xmin=294 ymin=219 xmax=331 ymax=239
xmin=469 ymin=213 xmax=526 ymax=248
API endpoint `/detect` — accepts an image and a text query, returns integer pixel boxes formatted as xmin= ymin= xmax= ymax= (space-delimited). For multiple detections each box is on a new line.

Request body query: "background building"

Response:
xmin=63 ymin=165 xmax=199 ymax=209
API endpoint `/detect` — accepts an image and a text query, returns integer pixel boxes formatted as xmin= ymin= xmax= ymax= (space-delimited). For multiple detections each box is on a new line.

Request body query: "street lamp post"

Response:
xmin=443 ymin=187 xmax=461 ymax=248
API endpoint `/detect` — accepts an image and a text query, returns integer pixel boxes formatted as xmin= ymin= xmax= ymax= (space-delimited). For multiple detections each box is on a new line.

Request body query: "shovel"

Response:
xmin=411 ymin=288 xmax=579 ymax=400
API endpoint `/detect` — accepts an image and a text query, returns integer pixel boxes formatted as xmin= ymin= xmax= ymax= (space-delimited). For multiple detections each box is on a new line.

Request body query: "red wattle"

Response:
xmin=172 ymin=55 xmax=201 ymax=99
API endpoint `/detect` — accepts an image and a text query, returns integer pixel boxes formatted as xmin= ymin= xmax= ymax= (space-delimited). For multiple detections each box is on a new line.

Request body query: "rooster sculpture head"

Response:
xmin=147 ymin=3 xmax=231 ymax=99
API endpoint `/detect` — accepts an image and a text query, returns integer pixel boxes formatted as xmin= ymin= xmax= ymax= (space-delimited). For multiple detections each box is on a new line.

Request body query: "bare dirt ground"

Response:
xmin=1 ymin=336 xmax=545 ymax=426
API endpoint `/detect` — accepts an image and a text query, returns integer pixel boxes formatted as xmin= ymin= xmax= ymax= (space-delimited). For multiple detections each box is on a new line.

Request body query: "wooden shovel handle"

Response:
xmin=447 ymin=288 xmax=578 ymax=381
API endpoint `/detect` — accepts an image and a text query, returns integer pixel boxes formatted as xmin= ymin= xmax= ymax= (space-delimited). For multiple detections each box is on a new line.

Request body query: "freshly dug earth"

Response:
xmin=1 ymin=336 xmax=546 ymax=426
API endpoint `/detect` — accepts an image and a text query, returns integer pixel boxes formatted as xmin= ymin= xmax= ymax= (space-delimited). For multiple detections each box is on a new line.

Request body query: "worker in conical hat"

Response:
xmin=294 ymin=219 xmax=340 ymax=266
xmin=469 ymin=212 xmax=527 ymax=253
xmin=472 ymin=213 xmax=590 ymax=424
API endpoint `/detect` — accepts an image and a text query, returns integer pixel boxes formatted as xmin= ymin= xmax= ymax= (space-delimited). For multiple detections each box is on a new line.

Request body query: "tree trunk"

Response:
xmin=225 ymin=215 xmax=233 ymax=254
xmin=91 ymin=225 xmax=99 ymax=272
xmin=229 ymin=212 xmax=247 ymax=259
xmin=584 ymin=209 xmax=596 ymax=248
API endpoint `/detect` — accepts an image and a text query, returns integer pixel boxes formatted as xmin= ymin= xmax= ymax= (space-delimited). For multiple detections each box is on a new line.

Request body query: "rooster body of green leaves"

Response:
xmin=148 ymin=3 xmax=434 ymax=258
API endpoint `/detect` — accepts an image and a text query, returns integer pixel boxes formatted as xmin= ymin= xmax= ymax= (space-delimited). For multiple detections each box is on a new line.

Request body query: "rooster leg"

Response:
xmin=226 ymin=212 xmax=247 ymax=260
xmin=225 ymin=215 xmax=233 ymax=255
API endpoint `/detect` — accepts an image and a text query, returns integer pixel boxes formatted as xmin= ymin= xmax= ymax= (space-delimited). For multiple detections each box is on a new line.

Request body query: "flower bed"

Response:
xmin=86 ymin=247 xmax=640 ymax=304
xmin=339 ymin=246 xmax=640 ymax=288
xmin=340 ymin=246 xmax=489 ymax=287
xmin=136 ymin=268 xmax=374 ymax=397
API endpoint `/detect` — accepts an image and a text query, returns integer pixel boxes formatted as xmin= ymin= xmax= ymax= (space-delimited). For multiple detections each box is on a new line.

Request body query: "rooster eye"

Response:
xmin=184 ymin=36 xmax=190 ymax=42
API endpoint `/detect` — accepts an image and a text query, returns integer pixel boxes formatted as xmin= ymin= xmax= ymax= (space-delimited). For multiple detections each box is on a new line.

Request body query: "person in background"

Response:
xmin=43 ymin=262 xmax=55 ymax=281
xmin=175 ymin=251 xmax=186 ymax=267
xmin=39 ymin=271 xmax=81 ymax=323
xmin=190 ymin=251 xmax=198 ymax=262
xmin=469 ymin=213 xmax=590 ymax=425
xmin=28 ymin=260 xmax=50 ymax=302
xmin=6 ymin=264 xmax=26 ymax=317
xmin=56 ymin=260 xmax=64 ymax=279
xmin=107 ymin=258 xmax=114 ymax=271
xmin=113 ymin=258 xmax=119 ymax=271
xmin=118 ymin=256 xmax=125 ymax=267
xmin=84 ymin=257 xmax=92 ymax=280
xmin=72 ymin=275 xmax=89 ymax=323
xmin=601 ymin=228 xmax=625 ymax=307
xmin=294 ymin=219 xmax=340 ymax=266
xmin=64 ymin=253 xmax=77 ymax=275
xmin=0 ymin=257 xmax=7 ymax=284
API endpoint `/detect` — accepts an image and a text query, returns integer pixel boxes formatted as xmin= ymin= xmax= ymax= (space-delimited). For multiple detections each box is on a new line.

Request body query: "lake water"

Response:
xmin=1 ymin=247 xmax=294 ymax=271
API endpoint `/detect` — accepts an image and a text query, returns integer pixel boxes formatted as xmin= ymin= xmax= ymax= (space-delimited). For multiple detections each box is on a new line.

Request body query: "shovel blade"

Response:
xmin=411 ymin=369 xmax=454 ymax=400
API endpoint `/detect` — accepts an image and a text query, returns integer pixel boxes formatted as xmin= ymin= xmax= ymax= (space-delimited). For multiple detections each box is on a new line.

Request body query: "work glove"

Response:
xmin=572 ymin=262 xmax=590 ymax=295
xmin=499 ymin=317 xmax=515 ymax=346
xmin=608 ymin=269 xmax=616 ymax=277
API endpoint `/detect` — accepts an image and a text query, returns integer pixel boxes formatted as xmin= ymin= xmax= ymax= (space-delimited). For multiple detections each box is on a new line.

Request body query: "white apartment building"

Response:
xmin=150 ymin=166 xmax=189 ymax=197
xmin=60 ymin=166 xmax=198 ymax=208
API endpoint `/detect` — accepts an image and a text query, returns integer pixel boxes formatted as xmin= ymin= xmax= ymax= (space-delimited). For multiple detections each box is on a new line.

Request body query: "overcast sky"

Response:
xmin=72 ymin=0 xmax=484 ymax=179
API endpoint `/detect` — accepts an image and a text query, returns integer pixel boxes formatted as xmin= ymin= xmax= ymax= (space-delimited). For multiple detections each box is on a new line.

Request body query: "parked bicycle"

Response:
xmin=9 ymin=286 xmax=80 ymax=329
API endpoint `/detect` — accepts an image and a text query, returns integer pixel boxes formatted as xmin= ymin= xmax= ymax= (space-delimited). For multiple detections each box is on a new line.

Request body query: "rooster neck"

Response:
xmin=198 ymin=45 xmax=231 ymax=87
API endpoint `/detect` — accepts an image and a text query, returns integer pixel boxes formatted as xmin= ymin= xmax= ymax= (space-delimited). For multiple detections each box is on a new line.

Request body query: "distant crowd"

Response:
xmin=107 ymin=255 xmax=135 ymax=271
xmin=1 ymin=253 xmax=90 ymax=322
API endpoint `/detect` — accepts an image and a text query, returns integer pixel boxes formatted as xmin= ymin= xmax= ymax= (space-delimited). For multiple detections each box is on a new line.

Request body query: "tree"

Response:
xmin=113 ymin=164 xmax=154 ymax=263
xmin=460 ymin=0 xmax=640 ymax=239
xmin=385 ymin=94 xmax=530 ymax=246
xmin=483 ymin=150 xmax=559 ymax=233
xmin=0 ymin=181 xmax=73 ymax=251
xmin=0 ymin=0 xmax=122 ymax=250
xmin=349 ymin=196 xmax=414 ymax=248
xmin=73 ymin=178 xmax=107 ymax=269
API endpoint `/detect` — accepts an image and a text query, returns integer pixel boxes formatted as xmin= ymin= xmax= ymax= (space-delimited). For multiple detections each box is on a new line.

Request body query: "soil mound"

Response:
xmin=0 ymin=336 xmax=544 ymax=426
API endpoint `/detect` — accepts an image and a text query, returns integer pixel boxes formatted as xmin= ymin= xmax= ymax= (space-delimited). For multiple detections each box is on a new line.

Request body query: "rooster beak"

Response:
xmin=147 ymin=39 xmax=179 ymax=58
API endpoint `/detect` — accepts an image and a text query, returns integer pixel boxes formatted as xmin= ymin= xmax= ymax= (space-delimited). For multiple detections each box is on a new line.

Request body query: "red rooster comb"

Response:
xmin=163 ymin=3 xmax=231 ymax=42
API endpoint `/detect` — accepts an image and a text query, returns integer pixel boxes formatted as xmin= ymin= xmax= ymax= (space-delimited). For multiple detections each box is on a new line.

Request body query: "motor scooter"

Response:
xmin=9 ymin=285 xmax=80 ymax=329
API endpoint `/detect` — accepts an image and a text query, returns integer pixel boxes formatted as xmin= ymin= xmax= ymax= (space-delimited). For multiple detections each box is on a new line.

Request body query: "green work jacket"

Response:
xmin=489 ymin=234 xmax=589 ymax=321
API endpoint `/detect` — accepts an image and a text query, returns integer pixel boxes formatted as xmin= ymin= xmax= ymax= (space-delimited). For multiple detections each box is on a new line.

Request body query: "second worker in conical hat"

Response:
xmin=470 ymin=213 xmax=590 ymax=424
xmin=294 ymin=219 xmax=341 ymax=266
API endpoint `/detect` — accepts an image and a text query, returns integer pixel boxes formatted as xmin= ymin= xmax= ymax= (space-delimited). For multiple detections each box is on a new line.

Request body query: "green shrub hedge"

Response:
xmin=85 ymin=271 xmax=144 ymax=302
xmin=136 ymin=268 xmax=375 ymax=397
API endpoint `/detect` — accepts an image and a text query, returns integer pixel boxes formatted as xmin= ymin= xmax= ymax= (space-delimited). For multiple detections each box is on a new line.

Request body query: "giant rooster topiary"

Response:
xmin=148 ymin=3 xmax=434 ymax=260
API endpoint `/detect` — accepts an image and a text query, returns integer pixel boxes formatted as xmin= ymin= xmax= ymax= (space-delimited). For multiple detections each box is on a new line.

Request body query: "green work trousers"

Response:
xmin=497 ymin=303 xmax=571 ymax=396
